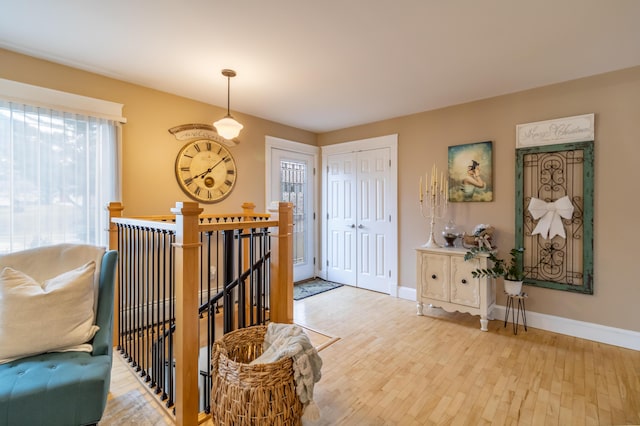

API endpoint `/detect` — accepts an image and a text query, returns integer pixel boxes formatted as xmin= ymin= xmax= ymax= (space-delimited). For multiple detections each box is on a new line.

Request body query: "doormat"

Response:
xmin=293 ymin=279 xmax=343 ymax=300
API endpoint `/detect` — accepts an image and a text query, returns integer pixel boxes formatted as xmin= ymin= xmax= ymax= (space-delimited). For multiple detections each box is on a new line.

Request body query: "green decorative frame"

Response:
xmin=515 ymin=141 xmax=594 ymax=294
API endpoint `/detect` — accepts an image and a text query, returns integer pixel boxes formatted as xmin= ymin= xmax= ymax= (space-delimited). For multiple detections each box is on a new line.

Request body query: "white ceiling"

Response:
xmin=1 ymin=1 xmax=640 ymax=133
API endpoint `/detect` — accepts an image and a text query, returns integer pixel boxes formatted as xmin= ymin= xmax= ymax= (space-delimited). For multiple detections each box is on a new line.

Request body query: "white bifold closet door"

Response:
xmin=326 ymin=147 xmax=391 ymax=294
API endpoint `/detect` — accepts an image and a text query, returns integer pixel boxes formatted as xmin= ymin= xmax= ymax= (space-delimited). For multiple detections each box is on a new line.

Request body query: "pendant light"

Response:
xmin=213 ymin=69 xmax=244 ymax=139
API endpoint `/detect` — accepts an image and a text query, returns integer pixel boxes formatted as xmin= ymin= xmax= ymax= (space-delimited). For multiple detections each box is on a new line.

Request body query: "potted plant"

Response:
xmin=464 ymin=247 xmax=526 ymax=295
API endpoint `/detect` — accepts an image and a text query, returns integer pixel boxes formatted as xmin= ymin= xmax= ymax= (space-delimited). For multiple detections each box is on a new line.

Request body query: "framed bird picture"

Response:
xmin=447 ymin=141 xmax=493 ymax=202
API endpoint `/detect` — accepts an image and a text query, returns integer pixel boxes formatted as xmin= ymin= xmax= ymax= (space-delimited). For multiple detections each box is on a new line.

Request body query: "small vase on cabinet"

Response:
xmin=442 ymin=220 xmax=461 ymax=248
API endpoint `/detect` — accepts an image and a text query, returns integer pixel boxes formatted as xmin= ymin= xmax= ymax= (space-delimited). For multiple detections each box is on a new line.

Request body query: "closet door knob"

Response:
xmin=431 ymin=274 xmax=437 ymax=280
xmin=461 ymin=279 xmax=467 ymax=284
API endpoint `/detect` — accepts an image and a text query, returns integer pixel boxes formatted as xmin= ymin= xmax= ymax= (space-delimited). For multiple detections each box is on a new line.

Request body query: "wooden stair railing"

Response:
xmin=108 ymin=201 xmax=294 ymax=426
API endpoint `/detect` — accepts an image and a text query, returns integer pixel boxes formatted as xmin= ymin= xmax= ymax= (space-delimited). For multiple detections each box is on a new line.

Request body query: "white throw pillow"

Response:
xmin=0 ymin=244 xmax=105 ymax=315
xmin=0 ymin=261 xmax=99 ymax=364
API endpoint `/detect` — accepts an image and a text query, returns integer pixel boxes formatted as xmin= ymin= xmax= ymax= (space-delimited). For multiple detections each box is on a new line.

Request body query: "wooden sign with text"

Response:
xmin=516 ymin=113 xmax=594 ymax=148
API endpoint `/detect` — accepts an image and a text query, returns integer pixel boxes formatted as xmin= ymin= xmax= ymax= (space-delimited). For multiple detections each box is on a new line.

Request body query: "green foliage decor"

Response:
xmin=464 ymin=247 xmax=526 ymax=281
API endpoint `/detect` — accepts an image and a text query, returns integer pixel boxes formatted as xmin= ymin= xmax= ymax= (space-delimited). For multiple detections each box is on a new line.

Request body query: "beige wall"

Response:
xmin=2 ymin=48 xmax=639 ymax=332
xmin=0 ymin=48 xmax=316 ymax=216
xmin=319 ymin=66 xmax=640 ymax=332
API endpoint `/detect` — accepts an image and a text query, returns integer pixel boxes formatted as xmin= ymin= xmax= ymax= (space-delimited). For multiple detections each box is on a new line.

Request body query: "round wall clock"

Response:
xmin=175 ymin=139 xmax=237 ymax=203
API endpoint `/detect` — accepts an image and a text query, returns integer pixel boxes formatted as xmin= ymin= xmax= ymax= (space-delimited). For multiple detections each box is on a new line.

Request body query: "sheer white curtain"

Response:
xmin=0 ymin=100 xmax=120 ymax=253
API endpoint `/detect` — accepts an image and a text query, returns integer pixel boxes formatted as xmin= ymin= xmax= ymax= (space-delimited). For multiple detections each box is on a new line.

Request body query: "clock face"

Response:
xmin=175 ymin=139 xmax=237 ymax=203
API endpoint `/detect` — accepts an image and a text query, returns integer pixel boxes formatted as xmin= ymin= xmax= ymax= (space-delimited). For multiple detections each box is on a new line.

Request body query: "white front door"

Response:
xmin=267 ymin=142 xmax=317 ymax=282
xmin=326 ymin=146 xmax=392 ymax=293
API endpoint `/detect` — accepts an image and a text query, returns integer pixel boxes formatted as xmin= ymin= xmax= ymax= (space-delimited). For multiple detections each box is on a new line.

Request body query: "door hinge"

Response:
xmin=326 ymin=213 xmax=329 ymax=220
xmin=389 ymin=270 xmax=391 ymax=278
xmin=313 ymin=167 xmax=316 ymax=176
xmin=313 ymin=212 xmax=316 ymax=220
xmin=313 ymin=257 xmax=316 ymax=265
xmin=389 ymin=215 xmax=391 ymax=222
xmin=326 ymin=260 xmax=329 ymax=267
xmin=389 ymin=159 xmax=391 ymax=167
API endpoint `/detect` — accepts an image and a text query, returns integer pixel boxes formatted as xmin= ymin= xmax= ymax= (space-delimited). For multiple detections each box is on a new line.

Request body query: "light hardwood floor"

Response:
xmin=108 ymin=285 xmax=640 ymax=425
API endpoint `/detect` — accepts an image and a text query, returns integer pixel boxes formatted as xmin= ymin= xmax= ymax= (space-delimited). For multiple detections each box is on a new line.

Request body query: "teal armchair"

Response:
xmin=0 ymin=247 xmax=118 ymax=426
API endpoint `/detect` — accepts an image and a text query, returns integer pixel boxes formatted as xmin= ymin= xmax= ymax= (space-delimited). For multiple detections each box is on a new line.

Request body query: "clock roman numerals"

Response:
xmin=175 ymin=139 xmax=237 ymax=203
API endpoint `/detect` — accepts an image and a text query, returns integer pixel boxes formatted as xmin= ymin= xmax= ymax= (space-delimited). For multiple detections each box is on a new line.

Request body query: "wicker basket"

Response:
xmin=211 ymin=325 xmax=303 ymax=426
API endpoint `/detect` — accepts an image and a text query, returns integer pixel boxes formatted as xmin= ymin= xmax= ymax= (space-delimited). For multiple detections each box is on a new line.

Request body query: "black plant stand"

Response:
xmin=504 ymin=292 xmax=528 ymax=335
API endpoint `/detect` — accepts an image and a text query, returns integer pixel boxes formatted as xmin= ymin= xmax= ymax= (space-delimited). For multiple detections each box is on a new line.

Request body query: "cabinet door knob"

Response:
xmin=431 ymin=274 xmax=437 ymax=280
xmin=461 ymin=279 xmax=467 ymax=284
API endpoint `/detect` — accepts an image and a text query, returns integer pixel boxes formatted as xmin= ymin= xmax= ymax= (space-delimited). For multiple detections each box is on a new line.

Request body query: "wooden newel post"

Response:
xmin=270 ymin=202 xmax=294 ymax=324
xmin=171 ymin=201 xmax=203 ymax=426
xmin=241 ymin=201 xmax=256 ymax=219
xmin=107 ymin=202 xmax=124 ymax=251
xmin=107 ymin=202 xmax=124 ymax=348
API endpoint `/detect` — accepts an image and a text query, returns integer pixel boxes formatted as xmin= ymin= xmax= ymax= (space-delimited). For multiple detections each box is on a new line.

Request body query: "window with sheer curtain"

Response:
xmin=0 ymin=100 xmax=120 ymax=254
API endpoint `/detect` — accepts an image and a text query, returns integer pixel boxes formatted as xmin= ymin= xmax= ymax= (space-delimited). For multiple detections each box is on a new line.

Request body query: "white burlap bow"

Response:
xmin=527 ymin=196 xmax=574 ymax=239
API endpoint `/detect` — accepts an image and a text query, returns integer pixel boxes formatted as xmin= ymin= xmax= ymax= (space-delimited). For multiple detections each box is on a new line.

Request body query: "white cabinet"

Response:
xmin=416 ymin=247 xmax=495 ymax=331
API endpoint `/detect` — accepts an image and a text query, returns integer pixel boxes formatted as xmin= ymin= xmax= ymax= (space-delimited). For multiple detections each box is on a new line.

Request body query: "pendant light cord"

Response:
xmin=226 ymin=75 xmax=231 ymax=116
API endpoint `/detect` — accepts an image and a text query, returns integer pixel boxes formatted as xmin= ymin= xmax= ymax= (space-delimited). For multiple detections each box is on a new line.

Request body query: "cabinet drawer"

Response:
xmin=450 ymin=256 xmax=480 ymax=308
xmin=419 ymin=253 xmax=449 ymax=301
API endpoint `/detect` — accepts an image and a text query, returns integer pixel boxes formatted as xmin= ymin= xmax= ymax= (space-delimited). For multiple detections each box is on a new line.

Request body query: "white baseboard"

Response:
xmin=493 ymin=305 xmax=640 ymax=351
xmin=397 ymin=286 xmax=416 ymax=301
xmin=396 ymin=285 xmax=640 ymax=351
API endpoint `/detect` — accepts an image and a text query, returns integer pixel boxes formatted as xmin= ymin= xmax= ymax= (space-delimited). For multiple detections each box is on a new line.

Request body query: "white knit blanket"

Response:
xmin=250 ymin=323 xmax=323 ymax=420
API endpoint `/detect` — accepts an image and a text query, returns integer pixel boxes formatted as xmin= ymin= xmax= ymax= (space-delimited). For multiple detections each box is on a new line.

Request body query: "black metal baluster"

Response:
xmin=215 ymin=229 xmax=221 ymax=313
xmin=142 ymin=227 xmax=148 ymax=375
xmin=249 ymin=228 xmax=256 ymax=325
xmin=117 ymin=224 xmax=124 ymax=352
xmin=167 ymin=231 xmax=175 ymax=408
xmin=153 ymin=235 xmax=160 ymax=396
xmin=136 ymin=226 xmax=143 ymax=372
xmin=125 ymin=226 xmax=135 ymax=364
xmin=149 ymin=229 xmax=157 ymax=389
xmin=205 ymin=230 xmax=213 ymax=414
xmin=199 ymin=232 xmax=204 ymax=309
xmin=223 ymin=229 xmax=234 ymax=333
xmin=237 ymin=229 xmax=245 ymax=329
xmin=265 ymin=227 xmax=272 ymax=319
xmin=256 ymin=228 xmax=263 ymax=325
xmin=159 ymin=230 xmax=167 ymax=400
